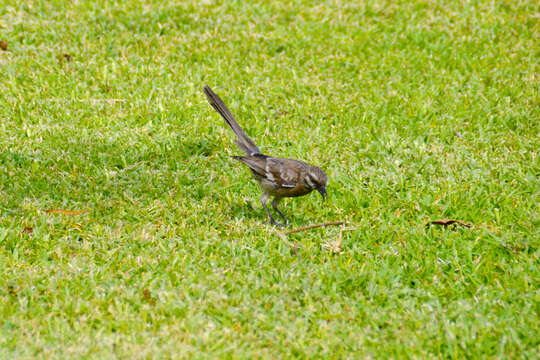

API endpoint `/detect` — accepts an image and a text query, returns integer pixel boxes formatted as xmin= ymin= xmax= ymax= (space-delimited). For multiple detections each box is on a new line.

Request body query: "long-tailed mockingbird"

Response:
xmin=203 ymin=85 xmax=328 ymax=226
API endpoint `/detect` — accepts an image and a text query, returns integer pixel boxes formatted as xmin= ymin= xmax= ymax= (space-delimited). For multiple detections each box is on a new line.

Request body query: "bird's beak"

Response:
xmin=318 ymin=186 xmax=327 ymax=201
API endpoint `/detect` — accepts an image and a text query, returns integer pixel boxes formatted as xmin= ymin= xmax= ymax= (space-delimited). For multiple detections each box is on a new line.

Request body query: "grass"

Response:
xmin=0 ymin=0 xmax=538 ymax=358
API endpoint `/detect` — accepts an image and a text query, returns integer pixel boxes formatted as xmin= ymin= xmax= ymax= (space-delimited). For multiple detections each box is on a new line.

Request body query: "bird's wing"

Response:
xmin=233 ymin=156 xmax=306 ymax=189
xmin=265 ymin=158 xmax=306 ymax=188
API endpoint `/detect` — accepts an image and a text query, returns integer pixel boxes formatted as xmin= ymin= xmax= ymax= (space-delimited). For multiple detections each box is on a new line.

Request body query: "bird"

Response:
xmin=203 ymin=85 xmax=328 ymax=226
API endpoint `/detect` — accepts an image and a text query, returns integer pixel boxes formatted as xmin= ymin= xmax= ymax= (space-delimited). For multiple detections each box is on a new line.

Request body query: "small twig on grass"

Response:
xmin=426 ymin=219 xmax=499 ymax=232
xmin=426 ymin=219 xmax=472 ymax=228
xmin=284 ymin=221 xmax=345 ymax=235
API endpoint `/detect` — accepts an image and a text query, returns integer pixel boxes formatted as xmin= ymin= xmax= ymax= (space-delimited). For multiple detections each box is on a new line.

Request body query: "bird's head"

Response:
xmin=306 ymin=166 xmax=328 ymax=201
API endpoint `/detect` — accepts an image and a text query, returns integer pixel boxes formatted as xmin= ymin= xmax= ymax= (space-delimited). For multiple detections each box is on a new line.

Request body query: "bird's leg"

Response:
xmin=260 ymin=193 xmax=277 ymax=225
xmin=271 ymin=197 xmax=289 ymax=226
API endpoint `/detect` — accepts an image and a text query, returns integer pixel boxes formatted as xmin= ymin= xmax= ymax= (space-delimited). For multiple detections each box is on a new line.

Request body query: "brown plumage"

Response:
xmin=203 ymin=85 xmax=328 ymax=226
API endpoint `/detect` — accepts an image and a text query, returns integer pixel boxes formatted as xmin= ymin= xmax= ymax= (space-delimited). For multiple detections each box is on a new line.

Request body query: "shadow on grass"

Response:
xmin=228 ymin=199 xmax=309 ymax=227
xmin=0 ymin=135 xmax=220 ymax=206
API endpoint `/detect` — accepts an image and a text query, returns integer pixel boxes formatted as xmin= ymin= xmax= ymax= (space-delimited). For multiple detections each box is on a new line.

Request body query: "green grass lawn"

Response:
xmin=0 ymin=0 xmax=538 ymax=358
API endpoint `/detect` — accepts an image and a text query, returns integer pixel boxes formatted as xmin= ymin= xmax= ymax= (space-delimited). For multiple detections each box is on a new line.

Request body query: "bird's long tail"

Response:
xmin=203 ymin=85 xmax=262 ymax=156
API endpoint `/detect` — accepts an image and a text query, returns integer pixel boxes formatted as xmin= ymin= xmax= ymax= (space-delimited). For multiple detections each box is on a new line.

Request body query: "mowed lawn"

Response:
xmin=0 ymin=0 xmax=538 ymax=358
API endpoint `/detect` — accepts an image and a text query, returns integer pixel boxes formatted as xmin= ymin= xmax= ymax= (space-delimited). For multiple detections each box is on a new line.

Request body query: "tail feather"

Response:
xmin=203 ymin=85 xmax=262 ymax=156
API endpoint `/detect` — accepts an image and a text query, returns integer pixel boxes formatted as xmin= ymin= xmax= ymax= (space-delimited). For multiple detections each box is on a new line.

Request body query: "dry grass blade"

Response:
xmin=275 ymin=231 xmax=299 ymax=256
xmin=22 ymin=226 xmax=34 ymax=234
xmin=45 ymin=209 xmax=87 ymax=216
xmin=58 ymin=53 xmax=72 ymax=62
xmin=321 ymin=227 xmax=356 ymax=254
xmin=142 ymin=288 xmax=157 ymax=305
xmin=276 ymin=222 xmax=347 ymax=256
xmin=284 ymin=221 xmax=345 ymax=235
